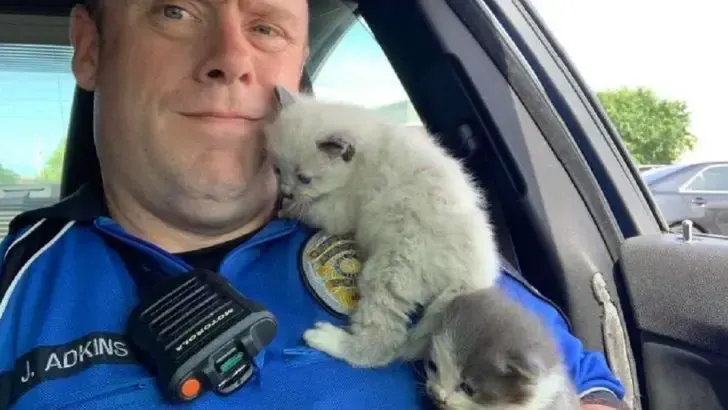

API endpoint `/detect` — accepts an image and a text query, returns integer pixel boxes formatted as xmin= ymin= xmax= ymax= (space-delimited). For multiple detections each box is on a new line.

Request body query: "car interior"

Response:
xmin=4 ymin=0 xmax=728 ymax=409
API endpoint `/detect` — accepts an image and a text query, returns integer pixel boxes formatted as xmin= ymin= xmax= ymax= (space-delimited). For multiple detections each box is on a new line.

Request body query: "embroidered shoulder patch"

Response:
xmin=300 ymin=231 xmax=362 ymax=316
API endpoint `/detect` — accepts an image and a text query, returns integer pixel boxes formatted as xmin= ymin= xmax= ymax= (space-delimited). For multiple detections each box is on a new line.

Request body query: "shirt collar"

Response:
xmin=8 ymin=183 xmax=301 ymax=246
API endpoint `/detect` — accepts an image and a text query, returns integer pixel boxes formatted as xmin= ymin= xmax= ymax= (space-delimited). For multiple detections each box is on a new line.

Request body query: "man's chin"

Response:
xmin=169 ymin=190 xmax=276 ymax=234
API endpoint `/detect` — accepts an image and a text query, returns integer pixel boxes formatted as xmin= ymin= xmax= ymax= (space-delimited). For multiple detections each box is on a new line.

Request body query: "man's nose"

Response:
xmin=197 ymin=21 xmax=255 ymax=85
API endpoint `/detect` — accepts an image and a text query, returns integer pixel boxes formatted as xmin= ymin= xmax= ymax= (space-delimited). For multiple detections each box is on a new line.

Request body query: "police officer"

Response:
xmin=0 ymin=0 xmax=626 ymax=409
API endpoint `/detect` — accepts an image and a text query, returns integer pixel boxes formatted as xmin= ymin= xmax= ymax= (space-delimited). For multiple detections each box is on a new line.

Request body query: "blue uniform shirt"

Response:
xmin=0 ymin=186 xmax=624 ymax=409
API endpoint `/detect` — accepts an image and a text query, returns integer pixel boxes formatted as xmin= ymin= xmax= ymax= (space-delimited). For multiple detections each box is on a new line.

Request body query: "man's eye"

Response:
xmin=162 ymin=5 xmax=189 ymax=20
xmin=253 ymin=24 xmax=275 ymax=35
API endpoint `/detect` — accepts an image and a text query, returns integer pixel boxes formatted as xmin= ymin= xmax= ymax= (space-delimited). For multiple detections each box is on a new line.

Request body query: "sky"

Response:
xmin=527 ymin=0 xmax=728 ymax=164
xmin=0 ymin=1 xmax=725 ymax=177
xmin=0 ymin=70 xmax=75 ymax=177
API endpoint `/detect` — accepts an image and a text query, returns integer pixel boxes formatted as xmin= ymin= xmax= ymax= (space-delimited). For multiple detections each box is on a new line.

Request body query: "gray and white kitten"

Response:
xmin=263 ymin=86 xmax=500 ymax=367
xmin=405 ymin=287 xmax=581 ymax=410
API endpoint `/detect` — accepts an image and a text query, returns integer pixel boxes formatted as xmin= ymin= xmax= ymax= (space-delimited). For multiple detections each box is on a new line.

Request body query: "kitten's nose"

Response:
xmin=279 ymin=184 xmax=293 ymax=199
xmin=427 ymin=385 xmax=447 ymax=407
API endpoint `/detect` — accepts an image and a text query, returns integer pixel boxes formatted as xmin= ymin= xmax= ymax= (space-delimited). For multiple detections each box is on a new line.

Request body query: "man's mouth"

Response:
xmin=178 ymin=112 xmax=265 ymax=136
xmin=182 ymin=111 xmax=264 ymax=121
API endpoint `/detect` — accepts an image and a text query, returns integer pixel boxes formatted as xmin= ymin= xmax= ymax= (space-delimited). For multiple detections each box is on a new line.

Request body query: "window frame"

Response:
xmin=0 ymin=12 xmax=73 ymax=239
xmin=305 ymin=2 xmax=359 ymax=82
xmin=0 ymin=13 xmax=69 ymax=46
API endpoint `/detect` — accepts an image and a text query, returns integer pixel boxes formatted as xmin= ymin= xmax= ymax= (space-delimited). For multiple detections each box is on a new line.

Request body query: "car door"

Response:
xmin=345 ymin=0 xmax=727 ymax=409
xmin=679 ymin=164 xmax=728 ymax=236
xmin=441 ymin=1 xmax=727 ymax=409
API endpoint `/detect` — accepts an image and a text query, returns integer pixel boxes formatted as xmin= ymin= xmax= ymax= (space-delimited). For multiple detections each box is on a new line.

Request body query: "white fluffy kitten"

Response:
xmin=263 ymin=86 xmax=501 ymax=368
xmin=410 ymin=287 xmax=581 ymax=410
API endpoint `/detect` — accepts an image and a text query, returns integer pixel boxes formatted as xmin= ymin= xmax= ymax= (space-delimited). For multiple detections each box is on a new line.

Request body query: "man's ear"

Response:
xmin=316 ymin=134 xmax=356 ymax=162
xmin=69 ymin=5 xmax=100 ymax=91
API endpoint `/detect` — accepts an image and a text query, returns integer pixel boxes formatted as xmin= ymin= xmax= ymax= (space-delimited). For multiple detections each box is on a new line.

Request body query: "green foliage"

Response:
xmin=597 ymin=87 xmax=696 ymax=165
xmin=37 ymin=139 xmax=66 ymax=183
xmin=0 ymin=163 xmax=19 ymax=184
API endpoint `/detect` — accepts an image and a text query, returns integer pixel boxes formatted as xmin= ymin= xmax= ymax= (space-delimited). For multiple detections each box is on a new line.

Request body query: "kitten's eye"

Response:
xmin=297 ymin=173 xmax=312 ymax=184
xmin=425 ymin=359 xmax=438 ymax=373
xmin=273 ymin=166 xmax=281 ymax=176
xmin=459 ymin=381 xmax=475 ymax=397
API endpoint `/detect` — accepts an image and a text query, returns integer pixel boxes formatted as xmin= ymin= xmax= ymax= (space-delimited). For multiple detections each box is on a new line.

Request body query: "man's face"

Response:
xmin=70 ymin=0 xmax=308 ymax=229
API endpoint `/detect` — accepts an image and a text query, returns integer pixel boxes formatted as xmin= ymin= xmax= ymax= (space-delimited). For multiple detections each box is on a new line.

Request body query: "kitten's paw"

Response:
xmin=303 ymin=321 xmax=350 ymax=359
xmin=277 ymin=206 xmax=294 ymax=219
xmin=277 ymin=198 xmax=297 ymax=219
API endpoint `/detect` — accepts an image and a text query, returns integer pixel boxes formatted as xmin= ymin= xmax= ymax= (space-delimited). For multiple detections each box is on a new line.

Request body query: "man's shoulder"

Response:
xmin=496 ymin=263 xmax=574 ymax=331
xmin=0 ymin=218 xmax=84 ymax=308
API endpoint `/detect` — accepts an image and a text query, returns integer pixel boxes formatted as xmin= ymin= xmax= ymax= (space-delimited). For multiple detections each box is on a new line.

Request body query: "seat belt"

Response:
xmin=101 ymin=237 xmax=170 ymax=302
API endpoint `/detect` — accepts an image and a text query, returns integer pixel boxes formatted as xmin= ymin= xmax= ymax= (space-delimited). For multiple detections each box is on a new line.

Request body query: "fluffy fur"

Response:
xmin=411 ymin=287 xmax=581 ymax=410
xmin=263 ymin=86 xmax=500 ymax=367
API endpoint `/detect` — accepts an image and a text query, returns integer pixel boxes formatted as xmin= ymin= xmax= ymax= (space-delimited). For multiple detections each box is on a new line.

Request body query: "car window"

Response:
xmin=529 ymin=0 xmax=728 ymax=236
xmin=310 ymin=18 xmax=422 ymax=126
xmin=0 ymin=42 xmax=74 ymax=241
xmin=684 ymin=166 xmax=728 ymax=192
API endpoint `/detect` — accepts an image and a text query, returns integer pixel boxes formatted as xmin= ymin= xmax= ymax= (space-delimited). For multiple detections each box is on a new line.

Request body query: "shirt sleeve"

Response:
xmin=496 ymin=271 xmax=626 ymax=404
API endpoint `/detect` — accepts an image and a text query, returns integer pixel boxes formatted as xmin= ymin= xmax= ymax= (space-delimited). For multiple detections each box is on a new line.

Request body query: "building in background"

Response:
xmin=373 ymin=100 xmax=422 ymax=126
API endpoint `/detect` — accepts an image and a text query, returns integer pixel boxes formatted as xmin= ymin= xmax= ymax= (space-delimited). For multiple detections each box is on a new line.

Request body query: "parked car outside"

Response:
xmin=642 ymin=161 xmax=728 ymax=235
xmin=637 ymin=164 xmax=665 ymax=172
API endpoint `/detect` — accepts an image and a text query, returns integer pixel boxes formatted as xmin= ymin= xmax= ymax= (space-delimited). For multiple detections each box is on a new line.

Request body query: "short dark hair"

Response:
xmin=83 ymin=0 xmax=102 ymax=29
xmin=84 ymin=0 xmax=99 ymax=11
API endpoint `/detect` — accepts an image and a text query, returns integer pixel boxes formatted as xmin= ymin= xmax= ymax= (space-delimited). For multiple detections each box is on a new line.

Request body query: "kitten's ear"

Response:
xmin=316 ymin=134 xmax=356 ymax=162
xmin=506 ymin=354 xmax=539 ymax=381
xmin=272 ymin=85 xmax=297 ymax=112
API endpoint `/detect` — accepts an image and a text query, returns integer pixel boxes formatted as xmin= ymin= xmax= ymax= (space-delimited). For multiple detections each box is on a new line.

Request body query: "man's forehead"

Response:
xmin=208 ymin=0 xmax=308 ymax=14
xmin=96 ymin=0 xmax=309 ymax=12
xmin=93 ymin=0 xmax=310 ymax=36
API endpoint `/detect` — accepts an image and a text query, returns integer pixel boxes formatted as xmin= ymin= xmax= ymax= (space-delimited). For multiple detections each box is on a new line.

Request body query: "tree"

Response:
xmin=597 ymin=87 xmax=696 ymax=165
xmin=0 ymin=164 xmax=19 ymax=184
xmin=38 ymin=139 xmax=66 ymax=183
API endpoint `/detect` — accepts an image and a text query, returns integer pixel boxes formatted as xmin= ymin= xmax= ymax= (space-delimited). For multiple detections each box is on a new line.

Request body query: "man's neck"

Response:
xmin=104 ymin=187 xmax=276 ymax=254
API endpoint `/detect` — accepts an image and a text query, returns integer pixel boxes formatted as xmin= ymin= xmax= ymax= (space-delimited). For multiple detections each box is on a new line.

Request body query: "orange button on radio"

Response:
xmin=180 ymin=377 xmax=202 ymax=400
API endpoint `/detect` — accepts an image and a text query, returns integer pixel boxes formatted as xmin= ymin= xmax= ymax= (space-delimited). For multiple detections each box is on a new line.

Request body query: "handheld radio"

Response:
xmin=126 ymin=268 xmax=277 ymax=402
